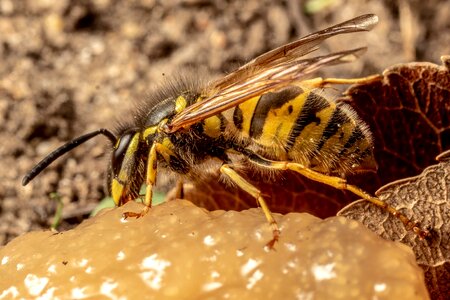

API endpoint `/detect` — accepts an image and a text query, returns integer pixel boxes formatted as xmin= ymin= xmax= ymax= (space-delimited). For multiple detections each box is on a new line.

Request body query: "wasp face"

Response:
xmin=109 ymin=129 xmax=145 ymax=206
xmin=107 ymin=94 xmax=194 ymax=206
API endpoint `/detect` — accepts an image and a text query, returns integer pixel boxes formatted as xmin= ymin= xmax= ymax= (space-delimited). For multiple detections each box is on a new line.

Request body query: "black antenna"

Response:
xmin=22 ymin=128 xmax=117 ymax=186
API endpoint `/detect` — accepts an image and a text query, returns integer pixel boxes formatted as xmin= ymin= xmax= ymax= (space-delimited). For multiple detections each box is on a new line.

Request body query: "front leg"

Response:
xmin=123 ymin=142 xmax=168 ymax=218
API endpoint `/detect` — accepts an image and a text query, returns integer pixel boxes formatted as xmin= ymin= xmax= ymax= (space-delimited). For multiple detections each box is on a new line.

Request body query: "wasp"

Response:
xmin=23 ymin=14 xmax=428 ymax=247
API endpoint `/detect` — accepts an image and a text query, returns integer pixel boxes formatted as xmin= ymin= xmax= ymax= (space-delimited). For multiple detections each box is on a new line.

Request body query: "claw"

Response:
xmin=123 ymin=206 xmax=150 ymax=219
xmin=413 ymin=225 xmax=430 ymax=240
xmin=265 ymin=229 xmax=280 ymax=250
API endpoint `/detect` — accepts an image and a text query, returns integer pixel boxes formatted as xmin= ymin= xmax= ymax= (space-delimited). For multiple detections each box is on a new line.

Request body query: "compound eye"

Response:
xmin=111 ymin=132 xmax=134 ymax=175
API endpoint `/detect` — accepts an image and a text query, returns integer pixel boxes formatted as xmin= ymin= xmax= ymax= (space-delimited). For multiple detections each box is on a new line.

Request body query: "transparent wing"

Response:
xmin=167 ymin=14 xmax=378 ymax=132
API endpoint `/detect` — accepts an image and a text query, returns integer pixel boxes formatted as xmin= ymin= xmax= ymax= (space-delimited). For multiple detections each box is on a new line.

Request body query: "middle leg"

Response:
xmin=220 ymin=164 xmax=280 ymax=249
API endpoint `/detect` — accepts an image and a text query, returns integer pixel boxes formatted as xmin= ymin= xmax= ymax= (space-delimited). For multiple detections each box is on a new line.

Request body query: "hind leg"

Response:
xmin=245 ymin=150 xmax=429 ymax=239
xmin=301 ymin=75 xmax=381 ymax=88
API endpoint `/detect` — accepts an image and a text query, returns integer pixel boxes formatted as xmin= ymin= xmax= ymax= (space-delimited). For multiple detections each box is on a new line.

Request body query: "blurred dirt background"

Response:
xmin=1 ymin=0 xmax=449 ymax=245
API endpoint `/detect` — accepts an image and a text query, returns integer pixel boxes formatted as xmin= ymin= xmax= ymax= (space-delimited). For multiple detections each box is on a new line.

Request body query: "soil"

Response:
xmin=1 ymin=0 xmax=449 ymax=245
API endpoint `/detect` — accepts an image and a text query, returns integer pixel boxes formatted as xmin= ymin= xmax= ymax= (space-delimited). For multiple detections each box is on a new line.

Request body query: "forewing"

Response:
xmin=215 ymin=14 xmax=378 ymax=90
xmin=167 ymin=14 xmax=378 ymax=132
xmin=168 ymin=48 xmax=366 ymax=131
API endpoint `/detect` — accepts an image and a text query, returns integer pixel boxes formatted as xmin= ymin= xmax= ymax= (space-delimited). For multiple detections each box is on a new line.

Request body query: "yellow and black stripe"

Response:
xmin=232 ymin=87 xmax=374 ymax=173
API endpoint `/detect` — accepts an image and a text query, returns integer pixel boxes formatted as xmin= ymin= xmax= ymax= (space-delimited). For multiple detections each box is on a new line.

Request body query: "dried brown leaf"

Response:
xmin=339 ymin=55 xmax=450 ymax=194
xmin=338 ymin=150 xmax=450 ymax=300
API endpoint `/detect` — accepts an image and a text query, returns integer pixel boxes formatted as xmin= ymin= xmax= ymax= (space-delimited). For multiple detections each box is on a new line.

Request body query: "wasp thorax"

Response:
xmin=144 ymin=95 xmax=190 ymax=127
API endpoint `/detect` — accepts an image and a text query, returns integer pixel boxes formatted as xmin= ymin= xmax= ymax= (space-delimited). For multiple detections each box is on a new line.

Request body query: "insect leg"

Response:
xmin=124 ymin=141 xmax=184 ymax=219
xmin=246 ymin=151 xmax=429 ymax=239
xmin=220 ymin=164 xmax=280 ymax=249
xmin=301 ymin=74 xmax=381 ymax=88
xmin=123 ymin=142 xmax=158 ymax=218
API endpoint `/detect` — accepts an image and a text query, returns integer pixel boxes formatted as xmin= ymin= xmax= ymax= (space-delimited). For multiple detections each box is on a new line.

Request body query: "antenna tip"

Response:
xmin=22 ymin=176 xmax=30 ymax=186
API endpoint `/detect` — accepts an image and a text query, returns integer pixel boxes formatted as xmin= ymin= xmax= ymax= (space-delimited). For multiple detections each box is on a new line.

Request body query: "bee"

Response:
xmin=23 ymin=14 xmax=428 ymax=247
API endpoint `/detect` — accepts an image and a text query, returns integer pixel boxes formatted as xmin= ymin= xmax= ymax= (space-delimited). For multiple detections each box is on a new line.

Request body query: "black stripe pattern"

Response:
xmin=249 ymin=87 xmax=302 ymax=139
xmin=316 ymin=109 xmax=351 ymax=151
xmin=285 ymin=92 xmax=330 ymax=150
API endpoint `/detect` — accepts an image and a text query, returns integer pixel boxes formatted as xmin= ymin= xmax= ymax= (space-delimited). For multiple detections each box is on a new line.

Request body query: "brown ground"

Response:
xmin=1 ymin=0 xmax=449 ymax=245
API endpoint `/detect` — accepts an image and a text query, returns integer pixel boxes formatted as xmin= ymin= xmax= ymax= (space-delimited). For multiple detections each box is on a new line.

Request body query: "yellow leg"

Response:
xmin=220 ymin=164 xmax=280 ymax=249
xmin=301 ymin=75 xmax=381 ymax=88
xmin=123 ymin=142 xmax=158 ymax=218
xmin=248 ymin=154 xmax=429 ymax=239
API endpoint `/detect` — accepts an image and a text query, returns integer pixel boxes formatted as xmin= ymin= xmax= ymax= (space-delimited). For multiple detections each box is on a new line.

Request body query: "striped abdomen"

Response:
xmin=232 ymin=86 xmax=376 ymax=175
